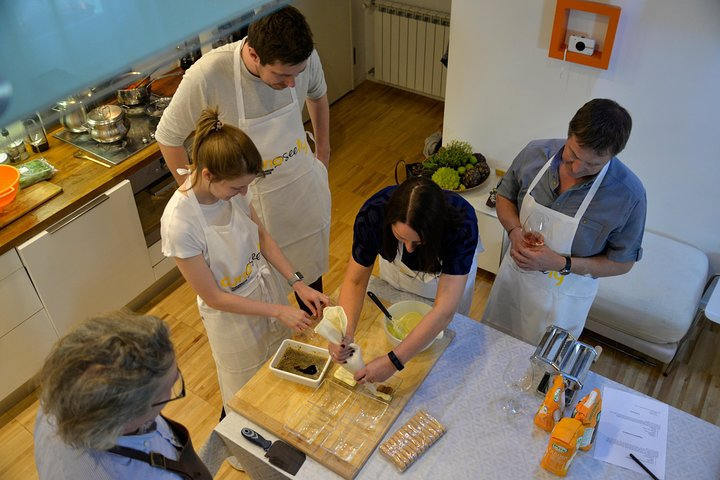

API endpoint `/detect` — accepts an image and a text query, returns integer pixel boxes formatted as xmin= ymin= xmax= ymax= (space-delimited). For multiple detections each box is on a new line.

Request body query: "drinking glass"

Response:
xmin=496 ymin=355 xmax=537 ymax=417
xmin=522 ymin=212 xmax=548 ymax=247
xmin=22 ymin=115 xmax=49 ymax=153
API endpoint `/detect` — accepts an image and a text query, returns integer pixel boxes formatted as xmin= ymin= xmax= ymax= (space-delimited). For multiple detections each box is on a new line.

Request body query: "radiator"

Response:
xmin=372 ymin=1 xmax=450 ymax=100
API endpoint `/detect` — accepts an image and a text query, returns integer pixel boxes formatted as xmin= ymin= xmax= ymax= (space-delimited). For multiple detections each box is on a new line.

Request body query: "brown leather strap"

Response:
xmin=108 ymin=416 xmax=212 ymax=480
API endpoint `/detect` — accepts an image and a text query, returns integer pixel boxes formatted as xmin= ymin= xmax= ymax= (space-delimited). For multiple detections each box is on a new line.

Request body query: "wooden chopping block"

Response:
xmin=0 ymin=181 xmax=63 ymax=229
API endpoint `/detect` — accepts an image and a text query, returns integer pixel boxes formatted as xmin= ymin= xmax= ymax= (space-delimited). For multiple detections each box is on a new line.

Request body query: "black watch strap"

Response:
xmin=560 ymin=256 xmax=572 ymax=275
xmin=388 ymin=351 xmax=404 ymax=371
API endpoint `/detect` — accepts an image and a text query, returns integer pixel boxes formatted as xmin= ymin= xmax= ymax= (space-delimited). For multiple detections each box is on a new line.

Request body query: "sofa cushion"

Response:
xmin=587 ymin=231 xmax=708 ymax=344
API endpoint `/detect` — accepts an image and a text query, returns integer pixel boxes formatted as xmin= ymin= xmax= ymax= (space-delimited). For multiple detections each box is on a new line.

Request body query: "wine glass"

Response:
xmin=522 ymin=212 xmax=548 ymax=247
xmin=496 ymin=355 xmax=537 ymax=417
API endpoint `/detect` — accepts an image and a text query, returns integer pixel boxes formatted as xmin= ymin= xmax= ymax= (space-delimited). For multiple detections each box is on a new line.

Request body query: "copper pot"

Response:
xmin=116 ymin=72 xmax=152 ymax=106
xmin=116 ymin=71 xmax=182 ymax=106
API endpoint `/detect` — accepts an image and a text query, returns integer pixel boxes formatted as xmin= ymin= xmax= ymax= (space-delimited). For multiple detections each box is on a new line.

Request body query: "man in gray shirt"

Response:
xmin=482 ymin=99 xmax=646 ymax=345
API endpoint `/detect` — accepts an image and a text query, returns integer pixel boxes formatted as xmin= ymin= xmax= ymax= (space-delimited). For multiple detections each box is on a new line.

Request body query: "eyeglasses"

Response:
xmin=151 ymin=368 xmax=186 ymax=407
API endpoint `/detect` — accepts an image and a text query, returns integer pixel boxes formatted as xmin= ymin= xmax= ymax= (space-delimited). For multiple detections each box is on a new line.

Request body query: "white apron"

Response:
xmin=233 ymin=43 xmax=331 ymax=287
xmin=379 ymin=242 xmax=479 ymax=315
xmin=187 ymin=186 xmax=290 ymax=408
xmin=482 ymin=155 xmax=609 ymax=345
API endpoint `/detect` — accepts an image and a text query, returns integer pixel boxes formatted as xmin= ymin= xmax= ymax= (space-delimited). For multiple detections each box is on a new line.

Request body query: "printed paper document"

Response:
xmin=594 ymin=386 xmax=667 ymax=479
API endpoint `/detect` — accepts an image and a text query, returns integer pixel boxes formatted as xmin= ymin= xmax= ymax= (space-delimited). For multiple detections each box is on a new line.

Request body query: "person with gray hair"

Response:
xmin=34 ymin=312 xmax=212 ymax=480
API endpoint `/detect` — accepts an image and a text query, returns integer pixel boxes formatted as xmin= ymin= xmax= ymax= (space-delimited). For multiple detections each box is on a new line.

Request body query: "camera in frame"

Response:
xmin=568 ymin=35 xmax=595 ymax=56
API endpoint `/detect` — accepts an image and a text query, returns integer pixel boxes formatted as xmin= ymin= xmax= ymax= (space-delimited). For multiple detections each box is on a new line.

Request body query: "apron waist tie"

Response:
xmin=256 ymin=264 xmax=279 ymax=333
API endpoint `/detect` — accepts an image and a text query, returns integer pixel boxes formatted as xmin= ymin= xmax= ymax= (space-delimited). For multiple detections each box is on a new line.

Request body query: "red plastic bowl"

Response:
xmin=0 ymin=165 xmax=21 ymax=211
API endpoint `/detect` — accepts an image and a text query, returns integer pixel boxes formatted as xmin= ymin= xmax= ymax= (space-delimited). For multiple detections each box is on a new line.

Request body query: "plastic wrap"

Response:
xmin=18 ymin=158 xmax=57 ymax=188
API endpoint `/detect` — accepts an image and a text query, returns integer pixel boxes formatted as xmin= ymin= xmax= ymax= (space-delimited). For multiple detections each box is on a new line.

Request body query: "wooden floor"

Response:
xmin=1 ymin=81 xmax=718 ymax=479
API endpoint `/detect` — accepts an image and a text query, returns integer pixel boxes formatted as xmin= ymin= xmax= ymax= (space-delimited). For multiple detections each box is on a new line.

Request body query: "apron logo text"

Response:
xmin=262 ymin=137 xmax=310 ymax=174
xmin=220 ymin=253 xmax=261 ymax=291
xmin=548 ymin=270 xmax=565 ymax=286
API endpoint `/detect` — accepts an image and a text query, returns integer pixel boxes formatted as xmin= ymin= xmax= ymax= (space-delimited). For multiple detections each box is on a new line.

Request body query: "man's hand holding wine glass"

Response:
xmin=509 ymin=213 xmax=559 ymax=272
xmin=522 ymin=213 xmax=547 ymax=247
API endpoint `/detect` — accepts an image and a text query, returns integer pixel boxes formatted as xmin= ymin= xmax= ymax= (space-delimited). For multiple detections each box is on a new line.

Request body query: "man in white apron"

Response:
xmin=482 ymin=99 xmax=647 ymax=346
xmin=156 ymin=6 xmax=331 ymax=308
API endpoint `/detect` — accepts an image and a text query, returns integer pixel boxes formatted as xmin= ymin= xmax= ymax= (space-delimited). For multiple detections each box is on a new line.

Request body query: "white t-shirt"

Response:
xmin=161 ymin=187 xmax=253 ymax=263
xmin=155 ymin=38 xmax=327 ymax=148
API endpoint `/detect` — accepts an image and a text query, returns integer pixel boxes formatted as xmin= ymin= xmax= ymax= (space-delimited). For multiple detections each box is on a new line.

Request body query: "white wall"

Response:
xmin=443 ymin=0 xmax=720 ymax=273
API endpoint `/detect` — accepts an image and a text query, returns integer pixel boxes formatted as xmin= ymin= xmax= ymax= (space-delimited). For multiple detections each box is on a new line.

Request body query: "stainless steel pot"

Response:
xmin=53 ymin=97 xmax=88 ymax=132
xmin=85 ymin=105 xmax=129 ymax=143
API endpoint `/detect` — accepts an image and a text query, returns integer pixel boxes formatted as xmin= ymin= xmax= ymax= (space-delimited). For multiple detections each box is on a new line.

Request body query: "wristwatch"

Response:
xmin=287 ymin=271 xmax=304 ymax=286
xmin=559 ymin=256 xmax=572 ymax=276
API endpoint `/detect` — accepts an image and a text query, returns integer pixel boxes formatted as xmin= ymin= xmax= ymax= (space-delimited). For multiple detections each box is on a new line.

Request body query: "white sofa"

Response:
xmin=585 ymin=231 xmax=709 ymax=367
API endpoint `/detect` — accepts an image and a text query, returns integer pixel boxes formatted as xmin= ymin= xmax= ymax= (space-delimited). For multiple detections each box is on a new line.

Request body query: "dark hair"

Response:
xmin=568 ymin=98 xmax=632 ymax=157
xmin=380 ymin=177 xmax=461 ymax=273
xmin=247 ymin=6 xmax=314 ymax=65
xmin=188 ymin=106 xmax=264 ymax=189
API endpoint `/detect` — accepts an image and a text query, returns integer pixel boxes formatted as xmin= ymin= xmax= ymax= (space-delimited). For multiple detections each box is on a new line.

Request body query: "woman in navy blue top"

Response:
xmin=330 ymin=177 xmax=480 ymax=383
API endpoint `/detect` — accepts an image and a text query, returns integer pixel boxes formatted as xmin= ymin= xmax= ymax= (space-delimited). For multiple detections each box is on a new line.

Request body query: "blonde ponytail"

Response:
xmin=187 ymin=106 xmax=263 ymax=189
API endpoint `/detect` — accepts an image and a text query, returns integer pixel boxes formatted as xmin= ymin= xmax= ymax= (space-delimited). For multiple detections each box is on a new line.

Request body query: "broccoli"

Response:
xmin=431 ymin=167 xmax=460 ymax=190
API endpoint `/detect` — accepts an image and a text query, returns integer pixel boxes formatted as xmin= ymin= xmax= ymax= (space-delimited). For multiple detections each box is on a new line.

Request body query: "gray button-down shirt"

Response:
xmin=497 ymin=138 xmax=646 ymax=262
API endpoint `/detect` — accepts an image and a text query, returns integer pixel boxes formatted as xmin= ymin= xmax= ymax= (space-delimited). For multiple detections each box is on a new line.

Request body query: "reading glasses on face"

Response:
xmin=151 ymin=368 xmax=186 ymax=407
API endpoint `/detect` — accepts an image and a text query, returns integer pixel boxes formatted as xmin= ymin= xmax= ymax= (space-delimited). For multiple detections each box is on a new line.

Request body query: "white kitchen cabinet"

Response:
xmin=148 ymin=240 xmax=177 ymax=281
xmin=0 ymin=309 xmax=57 ymax=400
xmin=0 ymin=248 xmax=58 ymax=401
xmin=0 ymin=249 xmax=45 ymax=338
xmin=17 ymin=180 xmax=155 ymax=336
xmin=459 ymin=171 xmax=504 ymax=274
xmin=0 ymin=268 xmax=45 ymax=338
xmin=475 ymin=212 xmax=505 ymax=274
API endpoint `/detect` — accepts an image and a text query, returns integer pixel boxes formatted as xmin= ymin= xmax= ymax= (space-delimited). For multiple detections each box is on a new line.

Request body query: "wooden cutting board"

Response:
xmin=0 ymin=181 xmax=63 ymax=229
xmin=228 ymin=293 xmax=455 ymax=479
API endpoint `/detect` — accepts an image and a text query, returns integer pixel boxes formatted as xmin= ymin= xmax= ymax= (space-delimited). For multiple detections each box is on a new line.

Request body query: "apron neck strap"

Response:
xmin=525 ymin=152 xmax=611 ymax=220
xmin=575 ymin=160 xmax=610 ymax=219
xmin=185 ymin=178 xmax=211 ymax=230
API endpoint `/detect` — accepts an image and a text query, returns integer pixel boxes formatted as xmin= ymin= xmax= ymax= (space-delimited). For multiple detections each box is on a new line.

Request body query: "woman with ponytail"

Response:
xmin=161 ymin=107 xmax=330 ymax=416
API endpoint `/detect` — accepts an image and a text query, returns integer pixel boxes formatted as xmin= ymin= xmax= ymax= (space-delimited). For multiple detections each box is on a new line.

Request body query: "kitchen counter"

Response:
xmin=0 ymin=74 xmax=182 ymax=256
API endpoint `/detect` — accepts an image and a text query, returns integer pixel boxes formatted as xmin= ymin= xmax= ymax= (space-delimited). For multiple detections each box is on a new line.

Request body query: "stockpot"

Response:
xmin=84 ymin=105 xmax=129 ymax=143
xmin=53 ymin=97 xmax=88 ymax=132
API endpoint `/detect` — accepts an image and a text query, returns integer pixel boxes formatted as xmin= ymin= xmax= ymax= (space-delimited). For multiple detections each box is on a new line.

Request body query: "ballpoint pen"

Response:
xmin=629 ymin=453 xmax=659 ymax=480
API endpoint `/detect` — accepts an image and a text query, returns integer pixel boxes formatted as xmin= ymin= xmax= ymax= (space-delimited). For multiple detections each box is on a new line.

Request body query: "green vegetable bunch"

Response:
xmin=429 ymin=140 xmax=474 ymax=169
xmin=431 ymin=167 xmax=460 ymax=190
xmin=418 ymin=139 xmax=488 ymax=190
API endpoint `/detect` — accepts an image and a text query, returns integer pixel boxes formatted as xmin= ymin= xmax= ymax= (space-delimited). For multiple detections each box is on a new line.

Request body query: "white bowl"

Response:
xmin=382 ymin=300 xmax=441 ymax=352
xmin=269 ymin=339 xmax=331 ymax=388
